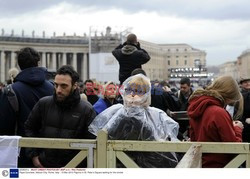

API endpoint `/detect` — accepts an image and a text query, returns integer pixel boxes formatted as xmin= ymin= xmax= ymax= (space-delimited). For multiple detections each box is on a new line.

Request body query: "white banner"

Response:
xmin=89 ymin=53 xmax=119 ymax=83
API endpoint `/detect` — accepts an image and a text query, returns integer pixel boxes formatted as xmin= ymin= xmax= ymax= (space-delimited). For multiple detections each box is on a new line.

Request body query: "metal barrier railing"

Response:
xmin=96 ymin=130 xmax=250 ymax=168
xmin=15 ymin=130 xmax=250 ymax=168
xmin=18 ymin=137 xmax=96 ymax=168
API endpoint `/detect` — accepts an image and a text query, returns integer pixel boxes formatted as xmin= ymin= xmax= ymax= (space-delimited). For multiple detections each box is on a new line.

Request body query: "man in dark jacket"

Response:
xmin=83 ymin=79 xmax=99 ymax=105
xmin=0 ymin=47 xmax=54 ymax=136
xmin=174 ymin=77 xmax=193 ymax=140
xmin=25 ymin=65 xmax=96 ymax=168
xmin=239 ymin=77 xmax=250 ymax=142
xmin=176 ymin=77 xmax=193 ymax=111
xmin=112 ymin=33 xmax=150 ymax=85
xmin=0 ymin=47 xmax=54 ymax=167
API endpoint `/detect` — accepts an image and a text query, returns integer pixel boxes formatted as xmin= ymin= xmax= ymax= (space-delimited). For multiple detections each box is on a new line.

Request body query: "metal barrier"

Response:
xmin=96 ymin=130 xmax=250 ymax=168
xmin=16 ymin=130 xmax=250 ymax=168
xmin=18 ymin=137 xmax=96 ymax=168
xmin=170 ymin=111 xmax=189 ymax=121
xmin=176 ymin=144 xmax=202 ymax=168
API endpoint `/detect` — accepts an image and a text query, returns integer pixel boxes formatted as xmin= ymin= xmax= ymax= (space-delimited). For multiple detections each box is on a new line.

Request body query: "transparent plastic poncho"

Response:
xmin=89 ymin=74 xmax=180 ymax=167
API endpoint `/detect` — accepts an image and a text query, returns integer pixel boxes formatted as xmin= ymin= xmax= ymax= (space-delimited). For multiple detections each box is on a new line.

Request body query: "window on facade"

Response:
xmin=185 ymin=60 xmax=187 ymax=65
xmin=176 ymin=60 xmax=179 ymax=65
xmin=168 ymin=60 xmax=170 ymax=65
xmin=176 ymin=56 xmax=179 ymax=58
xmin=176 ymin=49 xmax=179 ymax=52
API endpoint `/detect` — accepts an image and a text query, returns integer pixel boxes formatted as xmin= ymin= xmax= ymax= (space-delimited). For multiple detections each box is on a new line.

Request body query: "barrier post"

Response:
xmin=176 ymin=144 xmax=202 ymax=168
xmin=97 ymin=130 xmax=108 ymax=168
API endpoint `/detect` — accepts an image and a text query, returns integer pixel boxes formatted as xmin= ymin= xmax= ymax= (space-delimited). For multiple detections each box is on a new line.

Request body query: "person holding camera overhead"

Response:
xmin=112 ymin=33 xmax=150 ymax=85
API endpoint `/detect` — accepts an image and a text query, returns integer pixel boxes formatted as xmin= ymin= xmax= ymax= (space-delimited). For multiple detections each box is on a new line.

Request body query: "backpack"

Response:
xmin=2 ymin=85 xmax=19 ymax=113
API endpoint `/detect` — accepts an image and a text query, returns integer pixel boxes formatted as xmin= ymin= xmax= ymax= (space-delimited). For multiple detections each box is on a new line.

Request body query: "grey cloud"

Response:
xmin=0 ymin=0 xmax=58 ymax=17
xmin=1 ymin=0 xmax=250 ymax=20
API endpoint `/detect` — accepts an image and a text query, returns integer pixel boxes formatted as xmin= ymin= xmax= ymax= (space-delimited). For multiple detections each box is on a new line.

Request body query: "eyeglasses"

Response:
xmin=124 ymin=88 xmax=146 ymax=95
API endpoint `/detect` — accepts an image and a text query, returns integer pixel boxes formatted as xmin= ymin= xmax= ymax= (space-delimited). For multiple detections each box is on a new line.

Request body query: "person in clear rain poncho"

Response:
xmin=89 ymin=74 xmax=180 ymax=168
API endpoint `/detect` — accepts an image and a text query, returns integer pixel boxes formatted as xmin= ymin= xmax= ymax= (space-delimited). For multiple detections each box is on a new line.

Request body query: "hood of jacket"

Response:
xmin=121 ymin=45 xmax=138 ymax=55
xmin=188 ymin=89 xmax=224 ymax=120
xmin=15 ymin=67 xmax=48 ymax=86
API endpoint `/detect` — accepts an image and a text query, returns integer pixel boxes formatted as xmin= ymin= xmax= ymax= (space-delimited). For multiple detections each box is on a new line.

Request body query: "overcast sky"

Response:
xmin=1 ymin=0 xmax=250 ymax=65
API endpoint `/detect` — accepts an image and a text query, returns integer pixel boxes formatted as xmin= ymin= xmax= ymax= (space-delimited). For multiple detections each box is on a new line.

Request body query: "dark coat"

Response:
xmin=176 ymin=88 xmax=193 ymax=111
xmin=24 ymin=90 xmax=96 ymax=168
xmin=241 ymin=91 xmax=250 ymax=142
xmin=0 ymin=67 xmax=54 ymax=136
xmin=112 ymin=43 xmax=150 ymax=84
xmin=86 ymin=93 xmax=99 ymax=105
xmin=150 ymin=86 xmax=180 ymax=112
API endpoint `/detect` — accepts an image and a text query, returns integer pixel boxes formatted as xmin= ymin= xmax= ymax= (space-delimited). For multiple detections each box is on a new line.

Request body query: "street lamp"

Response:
xmin=198 ymin=63 xmax=202 ymax=86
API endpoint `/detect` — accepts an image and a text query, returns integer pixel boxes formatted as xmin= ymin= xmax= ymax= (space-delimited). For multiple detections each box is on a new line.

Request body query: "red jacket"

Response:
xmin=188 ymin=95 xmax=242 ymax=168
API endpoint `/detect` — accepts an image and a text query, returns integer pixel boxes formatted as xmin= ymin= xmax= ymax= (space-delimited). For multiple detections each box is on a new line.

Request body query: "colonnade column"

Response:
xmin=42 ymin=52 xmax=46 ymax=67
xmin=11 ymin=51 xmax=16 ymax=68
xmin=0 ymin=51 xmax=5 ymax=82
xmin=83 ymin=53 xmax=88 ymax=81
xmin=52 ymin=52 xmax=57 ymax=71
xmin=72 ymin=53 xmax=77 ymax=71
xmin=62 ymin=53 xmax=67 ymax=65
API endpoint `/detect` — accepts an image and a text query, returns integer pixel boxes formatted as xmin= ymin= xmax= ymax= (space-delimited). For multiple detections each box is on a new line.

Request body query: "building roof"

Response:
xmin=238 ymin=49 xmax=250 ymax=58
xmin=0 ymin=36 xmax=88 ymax=45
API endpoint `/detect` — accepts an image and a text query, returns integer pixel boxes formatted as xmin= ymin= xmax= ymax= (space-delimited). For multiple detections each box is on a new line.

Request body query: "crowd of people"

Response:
xmin=0 ymin=33 xmax=249 ymax=168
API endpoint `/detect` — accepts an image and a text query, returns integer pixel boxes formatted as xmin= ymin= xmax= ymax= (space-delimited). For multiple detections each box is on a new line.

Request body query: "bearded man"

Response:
xmin=25 ymin=65 xmax=96 ymax=168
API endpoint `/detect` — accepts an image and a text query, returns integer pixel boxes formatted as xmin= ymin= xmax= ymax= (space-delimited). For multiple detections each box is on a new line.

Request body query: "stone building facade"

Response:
xmin=238 ymin=49 xmax=250 ymax=80
xmin=218 ymin=49 xmax=250 ymax=82
xmin=219 ymin=61 xmax=238 ymax=79
xmin=138 ymin=42 xmax=207 ymax=82
xmin=159 ymin=44 xmax=207 ymax=85
xmin=0 ymin=36 xmax=89 ymax=82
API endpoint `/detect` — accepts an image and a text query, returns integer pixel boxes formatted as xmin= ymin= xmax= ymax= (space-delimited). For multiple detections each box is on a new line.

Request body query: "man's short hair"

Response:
xmin=131 ymin=68 xmax=147 ymax=76
xmin=56 ymin=65 xmax=79 ymax=85
xmin=17 ymin=47 xmax=40 ymax=70
xmin=127 ymin=33 xmax=137 ymax=44
xmin=180 ymin=77 xmax=191 ymax=86
xmin=84 ymin=79 xmax=94 ymax=85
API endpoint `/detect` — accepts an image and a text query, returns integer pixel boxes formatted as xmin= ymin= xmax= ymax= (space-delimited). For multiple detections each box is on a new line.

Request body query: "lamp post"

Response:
xmin=198 ymin=63 xmax=202 ymax=86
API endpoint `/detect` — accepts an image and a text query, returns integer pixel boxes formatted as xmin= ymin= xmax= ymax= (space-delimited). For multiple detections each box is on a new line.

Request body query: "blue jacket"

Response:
xmin=0 ymin=67 xmax=54 ymax=136
xmin=93 ymin=98 xmax=113 ymax=115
